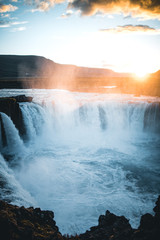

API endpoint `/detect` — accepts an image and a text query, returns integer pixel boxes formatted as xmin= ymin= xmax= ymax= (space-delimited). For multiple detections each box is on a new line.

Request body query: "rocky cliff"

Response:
xmin=0 ymin=196 xmax=159 ymax=240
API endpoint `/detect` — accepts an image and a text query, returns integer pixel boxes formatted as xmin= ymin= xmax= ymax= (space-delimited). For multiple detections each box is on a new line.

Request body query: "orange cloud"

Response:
xmin=0 ymin=4 xmax=18 ymax=13
xmin=100 ymin=24 xmax=160 ymax=34
xmin=68 ymin=0 xmax=160 ymax=19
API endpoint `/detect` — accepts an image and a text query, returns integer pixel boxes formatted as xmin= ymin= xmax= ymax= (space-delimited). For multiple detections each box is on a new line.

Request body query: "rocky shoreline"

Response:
xmin=0 ymin=196 xmax=159 ymax=240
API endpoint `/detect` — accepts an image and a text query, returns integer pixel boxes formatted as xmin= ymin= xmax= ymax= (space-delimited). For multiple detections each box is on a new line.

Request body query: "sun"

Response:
xmin=134 ymin=70 xmax=148 ymax=78
xmin=131 ymin=64 xmax=150 ymax=79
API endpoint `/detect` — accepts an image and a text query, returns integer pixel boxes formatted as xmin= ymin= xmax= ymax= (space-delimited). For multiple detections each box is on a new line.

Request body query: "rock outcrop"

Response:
xmin=0 ymin=201 xmax=63 ymax=240
xmin=0 ymin=196 xmax=160 ymax=240
xmin=0 ymin=95 xmax=32 ymax=145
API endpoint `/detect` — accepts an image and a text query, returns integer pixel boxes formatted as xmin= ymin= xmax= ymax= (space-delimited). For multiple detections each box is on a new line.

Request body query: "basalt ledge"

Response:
xmin=0 ymin=196 xmax=159 ymax=240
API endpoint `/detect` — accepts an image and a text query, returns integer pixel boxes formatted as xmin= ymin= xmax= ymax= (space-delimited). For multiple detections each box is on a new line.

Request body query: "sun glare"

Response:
xmin=131 ymin=64 xmax=151 ymax=79
xmin=134 ymin=70 xmax=148 ymax=78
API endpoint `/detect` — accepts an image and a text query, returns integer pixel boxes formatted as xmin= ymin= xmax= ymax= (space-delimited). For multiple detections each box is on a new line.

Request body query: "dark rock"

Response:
xmin=79 ymin=210 xmax=133 ymax=240
xmin=0 ymin=95 xmax=33 ymax=147
xmin=99 ymin=210 xmax=118 ymax=226
xmin=0 ymin=97 xmax=25 ymax=137
xmin=0 ymin=114 xmax=7 ymax=147
xmin=11 ymin=95 xmax=33 ymax=103
xmin=153 ymin=196 xmax=160 ymax=228
xmin=132 ymin=196 xmax=160 ymax=240
xmin=0 ymin=196 xmax=160 ymax=240
xmin=153 ymin=195 xmax=160 ymax=215
xmin=139 ymin=213 xmax=155 ymax=230
xmin=0 ymin=200 xmax=63 ymax=240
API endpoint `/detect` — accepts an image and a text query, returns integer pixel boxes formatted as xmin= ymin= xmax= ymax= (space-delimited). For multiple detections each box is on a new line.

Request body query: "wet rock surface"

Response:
xmin=0 ymin=95 xmax=32 ymax=145
xmin=0 ymin=196 xmax=160 ymax=240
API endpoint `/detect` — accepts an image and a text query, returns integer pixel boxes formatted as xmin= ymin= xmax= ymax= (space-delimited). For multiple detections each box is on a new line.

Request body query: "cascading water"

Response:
xmin=19 ymin=102 xmax=46 ymax=141
xmin=0 ymin=112 xmax=26 ymax=161
xmin=0 ymin=89 xmax=160 ymax=235
xmin=0 ymin=153 xmax=35 ymax=206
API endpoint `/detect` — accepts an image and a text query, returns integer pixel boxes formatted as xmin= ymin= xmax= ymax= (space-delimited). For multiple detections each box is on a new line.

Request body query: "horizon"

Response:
xmin=0 ymin=1 xmax=160 ymax=77
xmin=0 ymin=53 xmax=159 ymax=77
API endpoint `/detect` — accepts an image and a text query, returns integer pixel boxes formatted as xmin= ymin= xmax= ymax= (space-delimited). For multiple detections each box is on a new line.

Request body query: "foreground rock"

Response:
xmin=0 ymin=201 xmax=63 ymax=240
xmin=0 ymin=196 xmax=160 ymax=240
xmin=79 ymin=211 xmax=133 ymax=240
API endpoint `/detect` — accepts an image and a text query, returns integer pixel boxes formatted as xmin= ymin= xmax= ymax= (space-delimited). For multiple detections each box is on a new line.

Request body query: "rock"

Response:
xmin=153 ymin=195 xmax=160 ymax=228
xmin=132 ymin=196 xmax=160 ymax=240
xmin=11 ymin=95 xmax=33 ymax=103
xmin=0 ymin=113 xmax=7 ymax=147
xmin=0 ymin=200 xmax=63 ymax=240
xmin=139 ymin=213 xmax=155 ymax=230
xmin=0 ymin=95 xmax=33 ymax=147
xmin=79 ymin=210 xmax=133 ymax=240
xmin=0 ymin=196 xmax=160 ymax=240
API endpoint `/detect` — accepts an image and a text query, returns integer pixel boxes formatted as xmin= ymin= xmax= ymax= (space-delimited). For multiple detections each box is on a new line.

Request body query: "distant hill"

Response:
xmin=0 ymin=55 xmax=58 ymax=78
xmin=0 ymin=55 xmax=159 ymax=96
xmin=150 ymin=70 xmax=160 ymax=79
xmin=0 ymin=55 xmax=129 ymax=79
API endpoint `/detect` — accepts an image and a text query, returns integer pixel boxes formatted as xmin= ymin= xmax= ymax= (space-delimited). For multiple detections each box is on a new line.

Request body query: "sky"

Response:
xmin=0 ymin=0 xmax=160 ymax=76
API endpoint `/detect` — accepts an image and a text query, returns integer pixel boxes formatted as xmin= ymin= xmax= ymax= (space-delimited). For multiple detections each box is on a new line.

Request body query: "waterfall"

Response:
xmin=144 ymin=102 xmax=160 ymax=133
xmin=0 ymin=95 xmax=159 ymax=150
xmin=19 ymin=102 xmax=46 ymax=141
xmin=0 ymin=153 xmax=35 ymax=206
xmin=0 ymin=112 xmax=26 ymax=161
xmin=0 ymin=91 xmax=160 ymax=235
xmin=18 ymin=100 xmax=160 ymax=143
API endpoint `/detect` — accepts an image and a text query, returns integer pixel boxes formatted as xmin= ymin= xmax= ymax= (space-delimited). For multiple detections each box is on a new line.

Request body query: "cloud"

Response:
xmin=1 ymin=1 xmax=159 ymax=20
xmin=11 ymin=21 xmax=28 ymax=25
xmin=0 ymin=13 xmax=10 ymax=18
xmin=0 ymin=20 xmax=10 ymax=28
xmin=11 ymin=26 xmax=26 ymax=32
xmin=68 ymin=0 xmax=160 ymax=20
xmin=29 ymin=0 xmax=64 ymax=12
xmin=100 ymin=24 xmax=160 ymax=34
xmin=61 ymin=10 xmax=73 ymax=18
xmin=0 ymin=20 xmax=28 ymax=28
xmin=31 ymin=1 xmax=50 ymax=12
xmin=0 ymin=4 xmax=18 ymax=13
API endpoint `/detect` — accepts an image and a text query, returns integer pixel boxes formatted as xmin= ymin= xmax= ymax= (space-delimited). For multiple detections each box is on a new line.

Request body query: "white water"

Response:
xmin=0 ymin=112 xmax=26 ymax=162
xmin=0 ymin=89 xmax=160 ymax=235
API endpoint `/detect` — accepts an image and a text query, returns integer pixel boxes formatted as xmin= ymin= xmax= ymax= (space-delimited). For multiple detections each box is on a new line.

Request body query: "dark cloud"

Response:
xmin=68 ymin=0 xmax=160 ymax=19
xmin=100 ymin=24 xmax=160 ymax=34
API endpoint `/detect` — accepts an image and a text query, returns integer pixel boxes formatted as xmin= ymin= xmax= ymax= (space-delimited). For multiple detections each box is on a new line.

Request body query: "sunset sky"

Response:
xmin=0 ymin=0 xmax=160 ymax=75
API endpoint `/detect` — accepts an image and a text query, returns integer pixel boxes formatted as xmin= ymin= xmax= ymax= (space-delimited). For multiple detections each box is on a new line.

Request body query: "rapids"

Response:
xmin=0 ymin=89 xmax=160 ymax=235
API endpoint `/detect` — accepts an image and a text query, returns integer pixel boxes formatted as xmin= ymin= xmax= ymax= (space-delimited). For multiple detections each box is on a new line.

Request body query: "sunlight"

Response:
xmin=134 ymin=69 xmax=149 ymax=78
